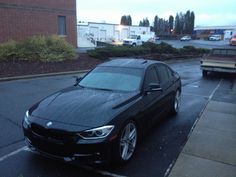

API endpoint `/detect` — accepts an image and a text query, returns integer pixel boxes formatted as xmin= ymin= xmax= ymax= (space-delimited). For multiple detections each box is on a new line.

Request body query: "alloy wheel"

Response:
xmin=119 ymin=122 xmax=137 ymax=161
xmin=174 ymin=90 xmax=181 ymax=113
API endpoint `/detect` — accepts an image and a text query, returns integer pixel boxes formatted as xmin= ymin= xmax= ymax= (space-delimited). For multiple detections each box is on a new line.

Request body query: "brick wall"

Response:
xmin=0 ymin=0 xmax=77 ymax=47
xmin=0 ymin=0 xmax=76 ymax=10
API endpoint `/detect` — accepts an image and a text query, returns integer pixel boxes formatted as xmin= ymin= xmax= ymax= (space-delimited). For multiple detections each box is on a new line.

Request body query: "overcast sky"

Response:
xmin=76 ymin=0 xmax=236 ymax=27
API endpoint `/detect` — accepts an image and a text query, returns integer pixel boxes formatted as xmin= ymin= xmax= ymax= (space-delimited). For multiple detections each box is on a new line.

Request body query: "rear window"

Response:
xmin=211 ymin=49 xmax=236 ymax=57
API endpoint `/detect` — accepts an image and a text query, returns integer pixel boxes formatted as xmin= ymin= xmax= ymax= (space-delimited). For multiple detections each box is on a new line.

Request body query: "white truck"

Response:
xmin=200 ymin=48 xmax=236 ymax=77
xmin=122 ymin=34 xmax=154 ymax=46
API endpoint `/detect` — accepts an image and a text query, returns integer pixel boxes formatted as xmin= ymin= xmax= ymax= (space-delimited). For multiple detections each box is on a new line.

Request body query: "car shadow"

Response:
xmin=203 ymin=72 xmax=236 ymax=80
xmin=28 ymin=153 xmax=104 ymax=177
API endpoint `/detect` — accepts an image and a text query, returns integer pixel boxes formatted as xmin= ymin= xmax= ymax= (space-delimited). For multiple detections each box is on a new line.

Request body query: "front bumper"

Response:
xmin=123 ymin=43 xmax=132 ymax=46
xmin=23 ymin=123 xmax=115 ymax=164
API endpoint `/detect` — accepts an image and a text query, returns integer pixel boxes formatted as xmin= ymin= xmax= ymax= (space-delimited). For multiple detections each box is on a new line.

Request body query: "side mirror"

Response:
xmin=73 ymin=76 xmax=82 ymax=86
xmin=144 ymin=83 xmax=162 ymax=94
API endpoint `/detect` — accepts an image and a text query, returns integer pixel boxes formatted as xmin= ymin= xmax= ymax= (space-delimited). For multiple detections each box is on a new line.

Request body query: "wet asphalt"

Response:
xmin=0 ymin=59 xmax=235 ymax=177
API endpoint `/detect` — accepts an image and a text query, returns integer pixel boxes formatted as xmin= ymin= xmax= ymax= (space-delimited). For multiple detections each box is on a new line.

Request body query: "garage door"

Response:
xmin=121 ymin=29 xmax=128 ymax=40
xmin=90 ymin=27 xmax=99 ymax=40
xmin=100 ymin=30 xmax=106 ymax=41
xmin=115 ymin=30 xmax=120 ymax=41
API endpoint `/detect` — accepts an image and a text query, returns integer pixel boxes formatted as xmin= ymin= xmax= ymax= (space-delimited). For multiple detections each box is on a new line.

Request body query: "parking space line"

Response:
xmin=0 ymin=146 xmax=28 ymax=162
xmin=209 ymin=79 xmax=222 ymax=100
xmin=182 ymin=93 xmax=208 ymax=98
xmin=164 ymin=160 xmax=174 ymax=177
xmin=0 ymin=146 xmax=126 ymax=177
xmin=186 ymin=79 xmax=223 ymax=140
xmin=164 ymin=79 xmax=223 ymax=176
xmin=81 ymin=165 xmax=127 ymax=177
xmin=94 ymin=170 xmax=127 ymax=177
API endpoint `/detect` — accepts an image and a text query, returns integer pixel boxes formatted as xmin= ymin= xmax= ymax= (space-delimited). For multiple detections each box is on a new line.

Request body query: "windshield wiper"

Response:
xmin=95 ymin=88 xmax=114 ymax=91
xmin=78 ymin=85 xmax=113 ymax=91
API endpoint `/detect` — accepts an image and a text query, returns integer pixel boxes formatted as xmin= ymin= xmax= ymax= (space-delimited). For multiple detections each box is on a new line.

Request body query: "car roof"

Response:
xmin=98 ymin=58 xmax=162 ymax=69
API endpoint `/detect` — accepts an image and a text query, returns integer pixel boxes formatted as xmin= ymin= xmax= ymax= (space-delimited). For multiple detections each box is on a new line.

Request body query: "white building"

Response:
xmin=77 ymin=22 xmax=153 ymax=47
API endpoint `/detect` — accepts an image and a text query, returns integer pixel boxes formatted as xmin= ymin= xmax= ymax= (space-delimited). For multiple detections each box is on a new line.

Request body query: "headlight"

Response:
xmin=78 ymin=125 xmax=114 ymax=140
xmin=24 ymin=110 xmax=30 ymax=125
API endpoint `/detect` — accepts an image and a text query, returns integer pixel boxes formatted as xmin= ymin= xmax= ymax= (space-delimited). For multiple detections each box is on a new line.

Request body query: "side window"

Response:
xmin=58 ymin=16 xmax=66 ymax=35
xmin=166 ymin=66 xmax=173 ymax=78
xmin=144 ymin=67 xmax=159 ymax=88
xmin=156 ymin=65 xmax=169 ymax=84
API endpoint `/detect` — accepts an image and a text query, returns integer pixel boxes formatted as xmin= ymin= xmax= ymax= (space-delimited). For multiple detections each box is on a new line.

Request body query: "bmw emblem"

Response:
xmin=46 ymin=121 xmax=52 ymax=127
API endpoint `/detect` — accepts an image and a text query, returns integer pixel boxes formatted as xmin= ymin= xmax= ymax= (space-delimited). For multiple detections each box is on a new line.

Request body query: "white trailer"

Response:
xmin=77 ymin=22 xmax=152 ymax=46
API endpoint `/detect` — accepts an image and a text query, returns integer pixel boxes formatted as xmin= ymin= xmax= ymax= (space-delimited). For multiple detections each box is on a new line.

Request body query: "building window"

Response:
xmin=58 ymin=16 xmax=66 ymax=35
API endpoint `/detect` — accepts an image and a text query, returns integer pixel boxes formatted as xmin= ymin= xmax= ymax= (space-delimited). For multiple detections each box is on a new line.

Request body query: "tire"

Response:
xmin=132 ymin=43 xmax=136 ymax=46
xmin=202 ymin=70 xmax=208 ymax=77
xmin=114 ymin=121 xmax=138 ymax=164
xmin=171 ymin=90 xmax=181 ymax=115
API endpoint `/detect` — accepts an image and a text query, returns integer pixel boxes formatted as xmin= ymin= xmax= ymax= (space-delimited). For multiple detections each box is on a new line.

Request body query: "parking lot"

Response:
xmin=157 ymin=39 xmax=234 ymax=49
xmin=0 ymin=59 xmax=235 ymax=177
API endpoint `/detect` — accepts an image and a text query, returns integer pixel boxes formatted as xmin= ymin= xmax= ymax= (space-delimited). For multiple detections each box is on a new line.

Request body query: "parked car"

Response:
xmin=155 ymin=36 xmax=160 ymax=41
xmin=23 ymin=59 xmax=181 ymax=165
xmin=180 ymin=36 xmax=191 ymax=41
xmin=200 ymin=48 xmax=236 ymax=76
xmin=123 ymin=34 xmax=154 ymax=46
xmin=229 ymin=35 xmax=236 ymax=46
xmin=208 ymin=34 xmax=221 ymax=41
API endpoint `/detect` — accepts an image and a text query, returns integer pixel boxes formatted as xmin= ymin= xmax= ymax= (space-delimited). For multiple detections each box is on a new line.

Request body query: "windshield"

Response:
xmin=129 ymin=35 xmax=138 ymax=39
xmin=79 ymin=66 xmax=143 ymax=92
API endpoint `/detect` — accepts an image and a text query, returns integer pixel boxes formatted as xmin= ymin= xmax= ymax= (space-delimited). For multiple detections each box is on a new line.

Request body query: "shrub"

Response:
xmin=179 ymin=45 xmax=210 ymax=54
xmin=142 ymin=42 xmax=179 ymax=54
xmin=156 ymin=42 xmax=178 ymax=54
xmin=87 ymin=42 xmax=209 ymax=59
xmin=0 ymin=35 xmax=76 ymax=61
xmin=0 ymin=40 xmax=18 ymax=60
xmin=142 ymin=42 xmax=158 ymax=52
xmin=88 ymin=45 xmax=151 ymax=59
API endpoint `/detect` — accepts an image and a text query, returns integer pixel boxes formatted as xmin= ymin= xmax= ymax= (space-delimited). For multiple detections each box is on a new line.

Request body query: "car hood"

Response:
xmin=30 ymin=86 xmax=139 ymax=128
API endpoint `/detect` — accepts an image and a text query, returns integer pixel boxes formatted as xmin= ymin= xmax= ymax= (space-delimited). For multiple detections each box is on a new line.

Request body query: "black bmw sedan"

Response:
xmin=23 ymin=59 xmax=181 ymax=165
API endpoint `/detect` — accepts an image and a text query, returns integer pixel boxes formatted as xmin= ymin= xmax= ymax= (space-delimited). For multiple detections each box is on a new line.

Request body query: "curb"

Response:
xmin=0 ymin=70 xmax=90 ymax=82
xmin=165 ymin=79 xmax=222 ymax=177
